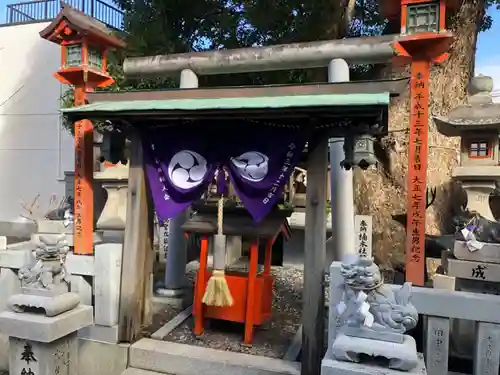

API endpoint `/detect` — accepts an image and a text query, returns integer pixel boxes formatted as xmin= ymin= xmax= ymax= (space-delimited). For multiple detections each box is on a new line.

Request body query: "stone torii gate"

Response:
xmin=124 ymin=37 xmax=401 ymax=296
xmin=119 ymin=37 xmax=401 ymax=375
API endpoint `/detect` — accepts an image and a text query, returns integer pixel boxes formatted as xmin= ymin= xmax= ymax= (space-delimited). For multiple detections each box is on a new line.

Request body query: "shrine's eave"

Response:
xmin=39 ymin=3 xmax=125 ymax=48
xmin=86 ymin=78 xmax=409 ymax=103
xmin=65 ymin=92 xmax=389 ymax=114
xmin=61 ymin=92 xmax=390 ymax=136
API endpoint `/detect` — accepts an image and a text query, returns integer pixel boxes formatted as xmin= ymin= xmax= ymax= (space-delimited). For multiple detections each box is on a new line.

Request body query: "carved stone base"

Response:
xmin=331 ymin=333 xmax=419 ymax=371
xmin=7 ymin=293 xmax=80 ymax=317
xmin=322 ymin=353 xmax=426 ymax=375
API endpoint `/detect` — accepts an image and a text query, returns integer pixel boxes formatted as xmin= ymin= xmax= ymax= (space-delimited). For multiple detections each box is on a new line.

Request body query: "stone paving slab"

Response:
xmin=130 ymin=338 xmax=300 ymax=375
xmin=121 ymin=369 xmax=171 ymax=375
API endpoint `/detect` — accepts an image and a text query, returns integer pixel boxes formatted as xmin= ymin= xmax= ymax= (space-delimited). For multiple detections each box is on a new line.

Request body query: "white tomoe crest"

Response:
xmin=230 ymin=151 xmax=269 ymax=182
xmin=168 ymin=150 xmax=208 ymax=190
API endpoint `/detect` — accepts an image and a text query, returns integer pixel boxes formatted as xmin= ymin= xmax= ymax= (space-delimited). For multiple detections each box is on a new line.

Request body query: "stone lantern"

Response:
xmin=434 ymin=75 xmax=500 ymax=220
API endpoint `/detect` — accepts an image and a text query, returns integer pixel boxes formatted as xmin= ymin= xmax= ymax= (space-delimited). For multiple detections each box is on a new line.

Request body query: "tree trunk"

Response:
xmin=354 ymin=0 xmax=486 ymax=267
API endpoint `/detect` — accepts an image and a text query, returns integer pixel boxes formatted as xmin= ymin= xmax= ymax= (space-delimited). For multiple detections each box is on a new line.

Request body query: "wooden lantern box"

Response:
xmin=183 ymin=203 xmax=292 ymax=344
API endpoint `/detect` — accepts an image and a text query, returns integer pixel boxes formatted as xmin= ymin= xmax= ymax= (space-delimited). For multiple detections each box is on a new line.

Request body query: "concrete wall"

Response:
xmin=0 ymin=22 xmax=74 ymax=222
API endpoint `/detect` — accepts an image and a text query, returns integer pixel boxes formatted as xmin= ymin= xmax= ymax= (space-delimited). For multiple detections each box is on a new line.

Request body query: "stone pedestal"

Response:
xmin=460 ymin=181 xmax=496 ymax=220
xmin=452 ymin=165 xmax=500 ymax=221
xmin=96 ymin=182 xmax=128 ymax=230
xmin=331 ymin=333 xmax=419 ymax=371
xmin=0 ymin=305 xmax=93 ymax=375
xmin=10 ymin=334 xmax=78 ymax=375
xmin=448 ymin=258 xmax=500 ymax=282
xmin=454 ymin=240 xmax=500 ymax=263
xmin=321 ymin=353 xmax=427 ymax=375
xmin=446 ymin=261 xmax=500 ymax=360
xmin=94 ymin=162 xmax=129 ymax=233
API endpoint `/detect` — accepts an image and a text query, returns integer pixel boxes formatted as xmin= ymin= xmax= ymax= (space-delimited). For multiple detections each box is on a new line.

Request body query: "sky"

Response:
xmin=476 ymin=7 xmax=500 ymax=95
xmin=0 ymin=0 xmax=499 ymax=90
xmin=0 ymin=0 xmax=8 ymax=23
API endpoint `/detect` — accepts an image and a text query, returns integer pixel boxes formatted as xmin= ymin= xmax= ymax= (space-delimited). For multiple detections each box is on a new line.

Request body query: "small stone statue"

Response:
xmin=8 ymin=234 xmax=80 ymax=317
xmin=332 ymin=256 xmax=420 ymax=371
xmin=18 ymin=234 xmax=70 ymax=293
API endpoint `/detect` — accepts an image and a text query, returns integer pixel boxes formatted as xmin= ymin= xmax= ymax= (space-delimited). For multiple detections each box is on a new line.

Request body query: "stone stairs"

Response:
xmin=120 ymin=338 xmax=469 ymax=375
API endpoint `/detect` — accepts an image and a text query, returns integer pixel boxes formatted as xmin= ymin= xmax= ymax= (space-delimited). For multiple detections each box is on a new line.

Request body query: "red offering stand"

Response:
xmin=183 ymin=205 xmax=291 ymax=345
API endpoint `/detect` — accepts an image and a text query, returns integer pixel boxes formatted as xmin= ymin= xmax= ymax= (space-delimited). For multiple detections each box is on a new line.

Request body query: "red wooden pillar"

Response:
xmin=244 ymin=240 xmax=259 ymax=345
xmin=39 ymin=4 xmax=125 ymax=254
xmin=392 ymin=36 xmax=453 ymax=285
xmin=194 ymin=235 xmax=209 ymax=336
xmin=406 ymin=60 xmax=431 ymax=285
xmin=380 ymin=0 xmax=459 ymax=285
xmin=73 ymin=87 xmax=95 ymax=254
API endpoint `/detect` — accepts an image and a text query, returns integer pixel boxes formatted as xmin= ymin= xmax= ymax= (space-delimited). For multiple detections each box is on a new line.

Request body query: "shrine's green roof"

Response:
xmin=61 ymin=93 xmax=390 ymax=116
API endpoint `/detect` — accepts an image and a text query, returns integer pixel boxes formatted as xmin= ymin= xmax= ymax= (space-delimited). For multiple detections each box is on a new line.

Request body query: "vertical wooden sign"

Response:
xmin=73 ymin=87 xmax=94 ymax=255
xmin=405 ymin=60 xmax=430 ymax=286
xmin=355 ymin=215 xmax=372 ymax=259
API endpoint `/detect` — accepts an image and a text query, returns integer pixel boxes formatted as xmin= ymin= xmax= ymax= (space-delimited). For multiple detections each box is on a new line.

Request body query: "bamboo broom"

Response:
xmin=202 ymin=178 xmax=233 ymax=307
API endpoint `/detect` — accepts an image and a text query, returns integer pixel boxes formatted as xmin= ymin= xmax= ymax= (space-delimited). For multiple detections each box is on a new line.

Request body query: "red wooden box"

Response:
xmin=193 ymin=270 xmax=273 ymax=325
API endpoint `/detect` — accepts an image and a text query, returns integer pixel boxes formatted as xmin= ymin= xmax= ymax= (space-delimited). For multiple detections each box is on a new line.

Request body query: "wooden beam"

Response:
xmin=302 ymin=136 xmax=328 ymax=375
xmin=118 ymin=132 xmax=153 ymax=342
xmin=142 ymin=175 xmax=156 ymax=327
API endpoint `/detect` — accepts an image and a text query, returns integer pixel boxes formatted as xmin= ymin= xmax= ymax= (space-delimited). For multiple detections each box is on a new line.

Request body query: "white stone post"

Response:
xmin=158 ymin=69 xmax=199 ymax=299
xmin=328 ymin=59 xmax=356 ymax=261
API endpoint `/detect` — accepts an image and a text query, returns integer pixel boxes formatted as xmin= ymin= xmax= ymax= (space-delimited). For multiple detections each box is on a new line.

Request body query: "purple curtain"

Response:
xmin=225 ymin=127 xmax=305 ymax=222
xmin=142 ymin=125 xmax=306 ymax=223
xmin=143 ymin=128 xmax=216 ymax=220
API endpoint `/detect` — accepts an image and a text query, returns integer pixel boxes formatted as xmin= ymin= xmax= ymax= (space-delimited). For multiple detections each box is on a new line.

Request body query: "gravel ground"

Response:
xmin=141 ymin=263 xmax=336 ymax=359
xmin=163 ymin=266 xmax=304 ymax=359
xmin=140 ymin=305 xmax=184 ymax=338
